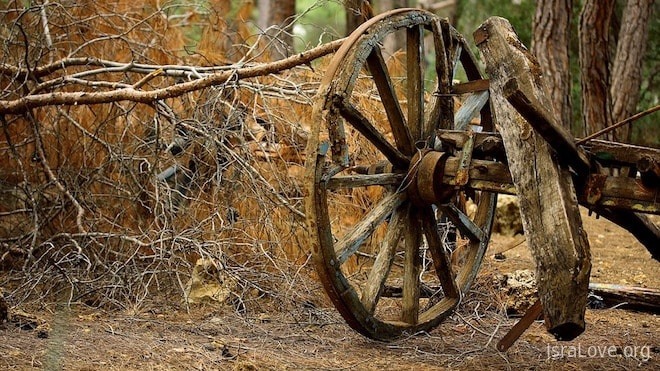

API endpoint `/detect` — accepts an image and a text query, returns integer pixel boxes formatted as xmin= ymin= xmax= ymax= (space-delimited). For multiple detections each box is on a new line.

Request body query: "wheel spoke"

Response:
xmin=407 ymin=24 xmax=424 ymax=141
xmin=454 ymin=90 xmax=489 ymax=131
xmin=335 ymin=99 xmax=410 ymax=169
xmin=426 ymin=18 xmax=454 ymax=133
xmin=366 ymin=48 xmax=414 ymax=154
xmin=327 ymin=173 xmax=404 ymax=190
xmin=439 ymin=203 xmax=486 ymax=242
xmin=335 ymin=192 xmax=407 ymax=264
xmin=459 ymin=43 xmax=483 ymax=80
xmin=361 ymin=204 xmax=407 ymax=314
xmin=401 ymin=204 xmax=421 ymax=324
xmin=419 ymin=206 xmax=459 ymax=298
xmin=451 ymin=43 xmax=463 ymax=80
xmin=326 ymin=109 xmax=350 ymax=167
xmin=458 ymin=45 xmax=493 ymax=131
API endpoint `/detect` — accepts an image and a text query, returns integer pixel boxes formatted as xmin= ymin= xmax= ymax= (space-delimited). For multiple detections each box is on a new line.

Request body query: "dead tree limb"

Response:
xmin=0 ymin=38 xmax=345 ymax=115
xmin=590 ymin=283 xmax=660 ymax=312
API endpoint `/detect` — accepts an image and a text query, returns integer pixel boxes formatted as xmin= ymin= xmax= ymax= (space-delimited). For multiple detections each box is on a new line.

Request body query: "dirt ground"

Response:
xmin=1 ymin=209 xmax=658 ymax=370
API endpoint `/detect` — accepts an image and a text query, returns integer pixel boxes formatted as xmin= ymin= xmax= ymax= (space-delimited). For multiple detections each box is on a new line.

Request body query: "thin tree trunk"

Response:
xmin=345 ymin=0 xmax=374 ymax=35
xmin=531 ymin=0 xmax=573 ymax=131
xmin=579 ymin=0 xmax=615 ymax=139
xmin=610 ymin=0 xmax=653 ymax=142
xmin=259 ymin=0 xmax=296 ymax=60
xmin=380 ymin=0 xmax=408 ymax=54
xmin=257 ymin=0 xmax=270 ymax=32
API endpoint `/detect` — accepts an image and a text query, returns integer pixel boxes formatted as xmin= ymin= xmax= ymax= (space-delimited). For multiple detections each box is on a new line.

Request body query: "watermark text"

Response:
xmin=547 ymin=344 xmax=651 ymax=362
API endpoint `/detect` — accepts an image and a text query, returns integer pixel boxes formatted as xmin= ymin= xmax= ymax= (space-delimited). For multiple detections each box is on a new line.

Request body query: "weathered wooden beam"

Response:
xmin=581 ymin=174 xmax=659 ymax=214
xmin=451 ymin=79 xmax=490 ymax=94
xmin=581 ymin=140 xmax=660 ymax=167
xmin=475 ymin=17 xmax=591 ymax=341
xmin=436 ymin=130 xmax=506 ymax=161
xmin=503 ymin=78 xmax=591 ymax=176
xmin=588 ymin=283 xmax=660 ymax=312
xmin=383 ymin=283 xmax=660 ymax=312
xmin=589 ymin=207 xmax=660 ymax=261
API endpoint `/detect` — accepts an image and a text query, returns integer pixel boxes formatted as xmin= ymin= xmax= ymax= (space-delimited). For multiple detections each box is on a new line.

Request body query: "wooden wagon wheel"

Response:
xmin=304 ymin=9 xmax=497 ymax=340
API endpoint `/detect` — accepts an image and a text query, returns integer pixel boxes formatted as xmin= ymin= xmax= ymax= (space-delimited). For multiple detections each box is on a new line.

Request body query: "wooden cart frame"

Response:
xmin=303 ymin=9 xmax=659 ymax=349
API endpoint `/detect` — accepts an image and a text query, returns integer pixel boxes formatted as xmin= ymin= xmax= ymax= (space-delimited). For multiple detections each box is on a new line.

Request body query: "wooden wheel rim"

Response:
xmin=305 ymin=9 xmax=497 ymax=340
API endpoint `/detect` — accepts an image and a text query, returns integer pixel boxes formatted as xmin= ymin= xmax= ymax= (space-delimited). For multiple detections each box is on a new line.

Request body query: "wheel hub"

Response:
xmin=407 ymin=150 xmax=455 ymax=206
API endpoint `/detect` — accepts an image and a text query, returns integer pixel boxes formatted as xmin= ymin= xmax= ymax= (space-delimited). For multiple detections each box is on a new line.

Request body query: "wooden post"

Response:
xmin=475 ymin=17 xmax=591 ymax=340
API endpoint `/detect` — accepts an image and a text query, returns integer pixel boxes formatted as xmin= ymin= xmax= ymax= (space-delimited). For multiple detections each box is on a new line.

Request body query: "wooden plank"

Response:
xmin=578 ymin=142 xmax=659 ymax=256
xmin=581 ymin=139 xmax=660 ymax=167
xmin=451 ymin=79 xmax=490 ymax=94
xmin=361 ymin=204 xmax=407 ymax=314
xmin=591 ymin=198 xmax=658 ymax=215
xmin=334 ymin=192 xmax=406 ymax=264
xmin=402 ymin=204 xmax=421 ymax=324
xmin=588 ymin=283 xmax=660 ymax=312
xmin=504 ymin=77 xmax=591 ymax=176
xmin=407 ymin=25 xmax=424 ymax=141
xmin=475 ymin=17 xmax=591 ymax=341
xmin=454 ymin=91 xmax=489 ymax=131
xmin=581 ymin=174 xmax=659 ymax=214
xmin=366 ymin=48 xmax=414 ymax=154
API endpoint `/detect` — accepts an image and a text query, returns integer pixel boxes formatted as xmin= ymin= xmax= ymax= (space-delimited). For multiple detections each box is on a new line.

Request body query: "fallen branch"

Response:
xmin=0 ymin=38 xmax=345 ymax=115
xmin=589 ymin=282 xmax=660 ymax=312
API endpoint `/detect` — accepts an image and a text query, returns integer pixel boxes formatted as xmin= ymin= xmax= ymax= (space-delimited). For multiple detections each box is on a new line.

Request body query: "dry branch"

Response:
xmin=589 ymin=283 xmax=660 ymax=312
xmin=0 ymin=1 xmax=336 ymax=312
xmin=0 ymin=38 xmax=344 ymax=115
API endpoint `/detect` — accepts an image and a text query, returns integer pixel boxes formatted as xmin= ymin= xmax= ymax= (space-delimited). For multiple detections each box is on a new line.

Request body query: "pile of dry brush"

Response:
xmin=0 ymin=0 xmax=346 ymax=312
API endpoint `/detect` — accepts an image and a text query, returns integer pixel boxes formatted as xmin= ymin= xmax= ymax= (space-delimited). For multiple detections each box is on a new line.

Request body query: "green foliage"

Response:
xmin=452 ymin=0 xmax=536 ymax=84
xmin=455 ymin=0 xmax=536 ymax=47
xmin=294 ymin=0 xmax=345 ymax=50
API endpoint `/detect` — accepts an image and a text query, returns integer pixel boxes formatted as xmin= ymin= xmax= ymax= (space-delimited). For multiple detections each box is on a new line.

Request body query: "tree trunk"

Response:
xmin=578 ymin=0 xmax=615 ymax=139
xmin=345 ymin=0 xmax=376 ymax=37
xmin=531 ymin=0 xmax=573 ymax=131
xmin=259 ymin=0 xmax=296 ymax=60
xmin=610 ymin=0 xmax=653 ymax=142
xmin=257 ymin=0 xmax=270 ymax=32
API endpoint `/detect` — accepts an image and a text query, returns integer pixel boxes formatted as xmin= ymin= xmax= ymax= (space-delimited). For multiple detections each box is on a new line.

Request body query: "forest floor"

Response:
xmin=1 ymin=209 xmax=658 ymax=370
